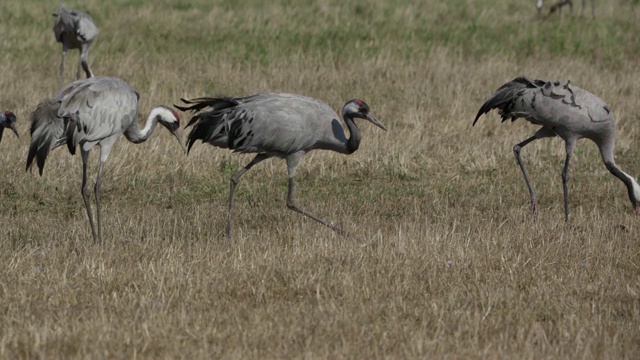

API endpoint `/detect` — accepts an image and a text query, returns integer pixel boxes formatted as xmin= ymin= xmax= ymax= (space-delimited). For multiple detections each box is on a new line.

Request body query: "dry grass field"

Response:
xmin=1 ymin=0 xmax=640 ymax=358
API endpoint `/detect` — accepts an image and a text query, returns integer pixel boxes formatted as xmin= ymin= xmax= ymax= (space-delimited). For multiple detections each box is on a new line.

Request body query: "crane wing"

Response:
xmin=27 ymin=98 xmax=68 ymax=175
xmin=75 ymin=13 xmax=99 ymax=42
xmin=55 ymin=78 xmax=138 ymax=152
xmin=180 ymin=93 xmax=341 ymax=156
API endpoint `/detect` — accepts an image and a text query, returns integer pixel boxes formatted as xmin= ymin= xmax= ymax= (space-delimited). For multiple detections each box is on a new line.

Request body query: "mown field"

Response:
xmin=1 ymin=0 xmax=639 ymax=358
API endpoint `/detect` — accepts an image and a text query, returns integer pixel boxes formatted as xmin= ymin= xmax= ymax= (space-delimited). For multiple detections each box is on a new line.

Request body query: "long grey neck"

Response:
xmin=124 ymin=110 xmax=160 ymax=144
xmin=344 ymin=115 xmax=361 ymax=154
xmin=599 ymin=139 xmax=640 ymax=211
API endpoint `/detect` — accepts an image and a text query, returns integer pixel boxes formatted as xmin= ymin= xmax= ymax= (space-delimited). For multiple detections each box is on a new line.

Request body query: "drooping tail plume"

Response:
xmin=26 ymin=98 xmax=68 ymax=175
xmin=175 ymin=97 xmax=240 ymax=153
xmin=473 ymin=76 xmax=540 ymax=125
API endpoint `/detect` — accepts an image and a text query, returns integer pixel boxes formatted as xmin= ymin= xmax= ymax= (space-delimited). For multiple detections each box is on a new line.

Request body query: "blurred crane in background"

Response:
xmin=53 ymin=5 xmax=99 ymax=85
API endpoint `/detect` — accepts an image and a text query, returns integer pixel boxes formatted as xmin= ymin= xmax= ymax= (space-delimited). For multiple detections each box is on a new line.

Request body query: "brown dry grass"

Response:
xmin=1 ymin=0 xmax=639 ymax=358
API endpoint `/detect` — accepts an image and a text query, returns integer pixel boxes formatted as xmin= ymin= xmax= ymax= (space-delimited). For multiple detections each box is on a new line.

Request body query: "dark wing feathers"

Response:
xmin=176 ymin=97 xmax=242 ymax=153
xmin=26 ymin=98 xmax=69 ymax=175
xmin=473 ymin=76 xmax=537 ymax=126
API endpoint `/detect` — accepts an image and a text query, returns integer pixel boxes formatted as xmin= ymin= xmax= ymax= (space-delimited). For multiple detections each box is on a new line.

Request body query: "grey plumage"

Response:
xmin=53 ymin=5 xmax=99 ymax=85
xmin=27 ymin=77 xmax=184 ymax=243
xmin=474 ymin=76 xmax=640 ymax=220
xmin=0 ymin=111 xmax=18 ymax=144
xmin=176 ymin=93 xmax=387 ymax=237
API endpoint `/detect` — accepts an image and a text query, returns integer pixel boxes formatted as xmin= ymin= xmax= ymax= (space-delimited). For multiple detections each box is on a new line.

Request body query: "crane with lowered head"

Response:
xmin=474 ymin=76 xmax=640 ymax=220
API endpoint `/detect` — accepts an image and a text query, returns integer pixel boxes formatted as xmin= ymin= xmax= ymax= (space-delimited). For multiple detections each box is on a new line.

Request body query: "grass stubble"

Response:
xmin=0 ymin=0 xmax=639 ymax=358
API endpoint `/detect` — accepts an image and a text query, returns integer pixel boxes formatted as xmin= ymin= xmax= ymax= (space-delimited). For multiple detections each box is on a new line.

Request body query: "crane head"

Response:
xmin=155 ymin=106 xmax=186 ymax=152
xmin=0 ymin=111 xmax=18 ymax=140
xmin=342 ymin=99 xmax=387 ymax=131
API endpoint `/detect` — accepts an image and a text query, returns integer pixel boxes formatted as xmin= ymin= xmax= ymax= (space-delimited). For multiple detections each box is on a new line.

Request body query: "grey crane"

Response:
xmin=26 ymin=77 xmax=184 ymax=243
xmin=53 ymin=5 xmax=99 ymax=85
xmin=473 ymin=76 xmax=640 ymax=221
xmin=175 ymin=93 xmax=387 ymax=237
xmin=539 ymin=0 xmax=595 ymax=18
xmin=0 ymin=111 xmax=18 ymax=144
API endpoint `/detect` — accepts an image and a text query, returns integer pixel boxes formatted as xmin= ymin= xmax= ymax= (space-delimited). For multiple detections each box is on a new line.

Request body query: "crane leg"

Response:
xmin=562 ymin=141 xmax=576 ymax=223
xmin=60 ymin=46 xmax=68 ymax=86
xmin=513 ymin=136 xmax=541 ymax=216
xmin=81 ymin=150 xmax=99 ymax=243
xmin=285 ymin=154 xmax=346 ymax=236
xmin=226 ymin=153 xmax=270 ymax=238
xmin=94 ymin=159 xmax=106 ymax=243
xmin=80 ymin=44 xmax=93 ymax=79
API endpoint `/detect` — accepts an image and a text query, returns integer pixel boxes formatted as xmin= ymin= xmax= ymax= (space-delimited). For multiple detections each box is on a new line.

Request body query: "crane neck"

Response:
xmin=124 ymin=108 xmax=162 ymax=144
xmin=599 ymin=139 xmax=640 ymax=214
xmin=343 ymin=115 xmax=361 ymax=154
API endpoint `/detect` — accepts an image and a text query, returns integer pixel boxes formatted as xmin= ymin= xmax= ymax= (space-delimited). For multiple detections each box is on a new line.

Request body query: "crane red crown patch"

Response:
xmin=355 ymin=99 xmax=363 ymax=105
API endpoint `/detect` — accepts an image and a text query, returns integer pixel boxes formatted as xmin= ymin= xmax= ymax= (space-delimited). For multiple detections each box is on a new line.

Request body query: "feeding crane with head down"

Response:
xmin=474 ymin=76 xmax=640 ymax=221
xmin=176 ymin=93 xmax=387 ymax=237
xmin=27 ymin=77 xmax=184 ymax=243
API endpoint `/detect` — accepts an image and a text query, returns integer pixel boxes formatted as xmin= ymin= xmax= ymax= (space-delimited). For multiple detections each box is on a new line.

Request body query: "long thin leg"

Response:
xmin=285 ymin=153 xmax=345 ymax=235
xmin=561 ymin=140 xmax=576 ymax=223
xmin=80 ymin=44 xmax=93 ymax=78
xmin=60 ymin=46 xmax=68 ymax=86
xmin=513 ymin=136 xmax=541 ymax=216
xmin=226 ymin=153 xmax=270 ymax=237
xmin=81 ymin=150 xmax=99 ymax=243
xmin=562 ymin=153 xmax=571 ymax=222
xmin=94 ymin=159 xmax=106 ymax=243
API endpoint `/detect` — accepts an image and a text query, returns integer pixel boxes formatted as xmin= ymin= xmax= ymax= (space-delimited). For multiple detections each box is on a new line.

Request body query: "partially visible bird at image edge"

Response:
xmin=473 ymin=76 xmax=640 ymax=220
xmin=0 ymin=111 xmax=19 ymax=144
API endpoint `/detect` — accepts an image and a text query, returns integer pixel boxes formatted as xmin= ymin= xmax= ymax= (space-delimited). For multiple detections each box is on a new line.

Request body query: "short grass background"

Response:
xmin=1 ymin=0 xmax=639 ymax=358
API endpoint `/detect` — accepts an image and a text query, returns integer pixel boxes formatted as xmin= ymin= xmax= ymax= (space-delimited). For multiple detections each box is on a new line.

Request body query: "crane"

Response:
xmin=473 ymin=76 xmax=640 ymax=220
xmin=539 ymin=0 xmax=595 ymax=18
xmin=0 ymin=111 xmax=18 ymax=144
xmin=53 ymin=5 xmax=99 ymax=85
xmin=175 ymin=93 xmax=387 ymax=237
xmin=26 ymin=77 xmax=185 ymax=243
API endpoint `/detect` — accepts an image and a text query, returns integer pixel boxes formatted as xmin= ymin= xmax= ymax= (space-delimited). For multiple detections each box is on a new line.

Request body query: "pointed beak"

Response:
xmin=365 ymin=114 xmax=387 ymax=131
xmin=10 ymin=123 xmax=19 ymax=138
xmin=634 ymin=202 xmax=640 ymax=216
xmin=173 ymin=127 xmax=186 ymax=154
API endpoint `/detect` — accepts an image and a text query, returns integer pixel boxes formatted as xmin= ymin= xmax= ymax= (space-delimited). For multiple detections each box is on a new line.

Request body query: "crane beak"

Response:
xmin=173 ymin=128 xmax=186 ymax=153
xmin=365 ymin=114 xmax=387 ymax=131
xmin=10 ymin=123 xmax=19 ymax=138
